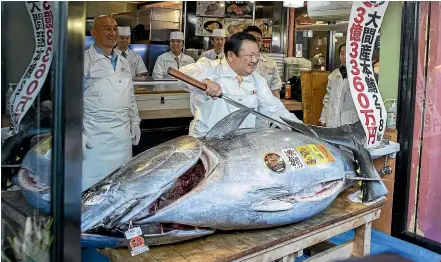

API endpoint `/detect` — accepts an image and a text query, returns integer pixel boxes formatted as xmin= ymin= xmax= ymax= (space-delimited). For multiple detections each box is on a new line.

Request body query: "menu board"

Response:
xmin=194 ymin=0 xmax=272 ymax=50
xmin=196 ymin=1 xmax=225 ymax=17
xmin=196 ymin=17 xmax=224 ymax=36
xmin=255 ymin=18 xmax=273 ymax=38
xmin=223 ymin=18 xmax=253 ymax=36
xmin=225 ymin=1 xmax=253 ymax=18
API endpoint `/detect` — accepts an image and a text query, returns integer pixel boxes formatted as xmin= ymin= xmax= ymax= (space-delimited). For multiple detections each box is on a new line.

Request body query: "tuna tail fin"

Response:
xmin=280 ymin=118 xmax=388 ymax=203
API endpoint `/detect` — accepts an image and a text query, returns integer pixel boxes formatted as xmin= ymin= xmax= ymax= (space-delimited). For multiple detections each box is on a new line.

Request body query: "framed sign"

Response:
xmin=196 ymin=1 xmax=226 ymax=17
xmin=225 ymin=1 xmax=253 ymax=18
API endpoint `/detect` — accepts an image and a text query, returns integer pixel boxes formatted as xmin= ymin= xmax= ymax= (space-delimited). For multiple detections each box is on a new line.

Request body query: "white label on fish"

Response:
xmin=282 ymin=148 xmax=305 ymax=170
xmin=125 ymin=226 xmax=143 ymax=239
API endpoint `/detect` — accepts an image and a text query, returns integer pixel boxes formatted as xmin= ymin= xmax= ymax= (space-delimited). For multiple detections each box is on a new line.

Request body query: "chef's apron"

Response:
xmin=82 ymin=73 xmax=132 ymax=191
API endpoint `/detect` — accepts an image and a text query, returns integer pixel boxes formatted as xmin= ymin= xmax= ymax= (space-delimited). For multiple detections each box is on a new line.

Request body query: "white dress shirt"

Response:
xmin=115 ymin=48 xmax=148 ymax=77
xmin=153 ymin=51 xmax=195 ymax=79
xmin=179 ymin=57 xmax=302 ymax=137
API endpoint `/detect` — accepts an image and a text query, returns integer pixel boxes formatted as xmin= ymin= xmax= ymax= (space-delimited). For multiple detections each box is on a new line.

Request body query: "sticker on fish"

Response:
xmin=307 ymin=144 xmax=335 ymax=163
xmin=346 ymin=1 xmax=389 ymax=149
xmin=307 ymin=144 xmax=327 ymax=163
xmin=282 ymin=148 xmax=305 ymax=170
xmin=35 ymin=136 xmax=51 ymax=157
xmin=264 ymin=153 xmax=286 ymax=173
xmin=125 ymin=221 xmax=149 ymax=256
xmin=296 ymin=146 xmax=318 ymax=166
xmin=316 ymin=144 xmax=335 ymax=162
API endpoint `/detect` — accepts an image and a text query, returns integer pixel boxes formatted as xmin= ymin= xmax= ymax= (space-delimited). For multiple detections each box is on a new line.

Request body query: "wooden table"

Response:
xmin=1 ymin=188 xmax=383 ymax=262
xmin=99 ymin=188 xmax=383 ymax=262
xmin=139 ymin=99 xmax=302 ymax=120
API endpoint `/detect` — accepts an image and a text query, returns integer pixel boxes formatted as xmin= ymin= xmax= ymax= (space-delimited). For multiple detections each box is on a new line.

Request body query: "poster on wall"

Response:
xmin=9 ymin=1 xmax=54 ymax=132
xmin=196 ymin=1 xmax=225 ymax=17
xmin=255 ymin=18 xmax=273 ymax=38
xmin=225 ymin=1 xmax=253 ymax=18
xmin=346 ymin=1 xmax=389 ymax=149
xmin=223 ymin=18 xmax=253 ymax=36
xmin=261 ymin=39 xmax=272 ymax=53
xmin=195 ymin=17 xmax=224 ymax=36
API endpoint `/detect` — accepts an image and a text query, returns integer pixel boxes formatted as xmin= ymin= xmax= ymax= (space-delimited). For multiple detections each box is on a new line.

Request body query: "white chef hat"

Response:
xmin=118 ymin=26 xmax=131 ymax=36
xmin=170 ymin=31 xmax=184 ymax=41
xmin=212 ymin=29 xmax=226 ymax=38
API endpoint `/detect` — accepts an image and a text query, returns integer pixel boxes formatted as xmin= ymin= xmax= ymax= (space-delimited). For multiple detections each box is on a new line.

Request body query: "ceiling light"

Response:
xmin=283 ymin=0 xmax=304 ymax=8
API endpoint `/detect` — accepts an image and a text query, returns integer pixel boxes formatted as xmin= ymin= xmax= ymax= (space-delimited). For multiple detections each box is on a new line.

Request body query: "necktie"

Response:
xmin=174 ymin=57 xmax=180 ymax=69
xmin=216 ymin=55 xmax=219 ymax=59
xmin=121 ymin=51 xmax=127 ymax=58
xmin=236 ymin=75 xmax=243 ymax=85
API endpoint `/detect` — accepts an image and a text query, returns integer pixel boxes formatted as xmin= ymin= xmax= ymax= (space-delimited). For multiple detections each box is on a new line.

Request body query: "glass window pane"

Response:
xmin=407 ymin=1 xmax=441 ymax=244
xmin=2 ymin=2 xmax=55 ymax=261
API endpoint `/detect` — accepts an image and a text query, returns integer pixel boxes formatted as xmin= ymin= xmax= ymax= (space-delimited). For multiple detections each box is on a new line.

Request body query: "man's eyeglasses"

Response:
xmin=240 ymin=52 xmax=261 ymax=60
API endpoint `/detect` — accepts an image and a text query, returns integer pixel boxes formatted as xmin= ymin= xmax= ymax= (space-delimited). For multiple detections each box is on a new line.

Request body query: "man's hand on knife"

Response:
xmin=202 ymin=79 xmax=222 ymax=100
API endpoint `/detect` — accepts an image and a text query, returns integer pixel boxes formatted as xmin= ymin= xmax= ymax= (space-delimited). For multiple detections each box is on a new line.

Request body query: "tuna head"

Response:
xmin=81 ymin=135 xmax=203 ymax=232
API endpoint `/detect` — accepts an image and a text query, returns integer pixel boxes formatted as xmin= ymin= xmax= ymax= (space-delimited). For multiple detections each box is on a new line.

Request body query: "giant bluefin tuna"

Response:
xmin=16 ymin=108 xmax=387 ymax=248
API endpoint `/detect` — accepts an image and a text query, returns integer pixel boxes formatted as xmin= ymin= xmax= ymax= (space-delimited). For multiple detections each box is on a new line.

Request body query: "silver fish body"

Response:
xmin=135 ymin=128 xmax=356 ymax=231
xmin=17 ymin=109 xmax=386 ymax=247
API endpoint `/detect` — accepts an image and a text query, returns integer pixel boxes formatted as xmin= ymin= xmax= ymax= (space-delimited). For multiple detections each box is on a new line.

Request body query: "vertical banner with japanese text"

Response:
xmin=346 ymin=1 xmax=388 ymax=149
xmin=9 ymin=1 xmax=54 ymax=132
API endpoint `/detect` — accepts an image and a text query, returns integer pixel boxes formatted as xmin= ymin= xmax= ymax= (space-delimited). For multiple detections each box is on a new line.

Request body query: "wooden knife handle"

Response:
xmin=167 ymin=67 xmax=207 ymax=92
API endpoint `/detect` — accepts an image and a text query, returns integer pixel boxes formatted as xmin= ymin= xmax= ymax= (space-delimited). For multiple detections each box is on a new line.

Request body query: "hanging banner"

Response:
xmin=346 ymin=1 xmax=388 ymax=149
xmin=9 ymin=1 xmax=54 ymax=133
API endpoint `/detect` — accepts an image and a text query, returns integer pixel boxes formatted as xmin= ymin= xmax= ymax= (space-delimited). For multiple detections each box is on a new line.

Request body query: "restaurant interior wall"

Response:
xmin=378 ymin=1 xmax=403 ymax=101
xmin=85 ymin=1 xmax=137 ymax=18
xmin=184 ymin=1 xmax=286 ymax=55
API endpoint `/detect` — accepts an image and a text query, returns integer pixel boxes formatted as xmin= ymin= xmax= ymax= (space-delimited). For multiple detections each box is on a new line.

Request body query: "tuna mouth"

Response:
xmin=294 ymin=179 xmax=344 ymax=202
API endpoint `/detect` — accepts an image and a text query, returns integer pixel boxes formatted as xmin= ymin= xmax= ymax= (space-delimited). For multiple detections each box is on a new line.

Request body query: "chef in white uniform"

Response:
xmin=243 ymin=26 xmax=282 ymax=99
xmin=82 ymin=16 xmax=141 ymax=191
xmin=179 ymin=32 xmax=302 ymax=138
xmin=200 ymin=29 xmax=226 ymax=60
xmin=152 ymin=31 xmax=195 ymax=79
xmin=115 ymin=26 xmax=148 ymax=77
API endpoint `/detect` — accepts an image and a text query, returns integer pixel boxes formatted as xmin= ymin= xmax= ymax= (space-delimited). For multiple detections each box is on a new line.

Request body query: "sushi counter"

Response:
xmin=133 ymin=78 xmax=303 ymax=120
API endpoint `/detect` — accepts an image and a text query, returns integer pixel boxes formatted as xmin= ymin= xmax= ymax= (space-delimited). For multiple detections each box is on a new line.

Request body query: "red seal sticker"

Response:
xmin=264 ymin=153 xmax=286 ymax=173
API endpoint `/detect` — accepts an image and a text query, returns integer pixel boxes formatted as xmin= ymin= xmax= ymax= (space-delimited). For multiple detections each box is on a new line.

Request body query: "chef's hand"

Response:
xmin=202 ymin=79 xmax=222 ymax=100
xmin=319 ymin=122 xmax=326 ymax=126
xmin=131 ymin=122 xmax=141 ymax=146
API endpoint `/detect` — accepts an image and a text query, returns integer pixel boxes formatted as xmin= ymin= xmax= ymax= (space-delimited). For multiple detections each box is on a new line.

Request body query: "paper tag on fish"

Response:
xmin=125 ymin=226 xmax=142 ymax=239
xmin=125 ymin=226 xmax=149 ymax=256
xmin=128 ymin=235 xmax=149 ymax=256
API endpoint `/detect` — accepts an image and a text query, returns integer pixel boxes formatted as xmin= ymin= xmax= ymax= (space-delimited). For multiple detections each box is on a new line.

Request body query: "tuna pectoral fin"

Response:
xmin=251 ymin=200 xmax=293 ymax=212
xmin=205 ymin=108 xmax=253 ymax=139
xmin=280 ymin=118 xmax=387 ymax=203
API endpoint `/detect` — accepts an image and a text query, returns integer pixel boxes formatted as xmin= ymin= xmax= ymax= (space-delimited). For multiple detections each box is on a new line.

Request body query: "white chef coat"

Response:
xmin=83 ymin=45 xmax=141 ymax=191
xmin=320 ymin=68 xmax=359 ymax=127
xmin=152 ymin=51 xmax=195 ymax=79
xmin=115 ymin=48 xmax=148 ymax=77
xmin=200 ymin=49 xmax=225 ymax=60
xmin=179 ymin=57 xmax=302 ymax=138
xmin=255 ymin=53 xmax=283 ymax=91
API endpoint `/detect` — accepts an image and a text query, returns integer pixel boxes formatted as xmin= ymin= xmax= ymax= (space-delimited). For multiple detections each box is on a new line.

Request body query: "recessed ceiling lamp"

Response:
xmin=283 ymin=0 xmax=304 ymax=8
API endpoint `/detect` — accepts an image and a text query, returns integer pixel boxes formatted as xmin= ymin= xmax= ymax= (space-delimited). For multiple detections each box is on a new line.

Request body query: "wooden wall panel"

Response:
xmin=300 ymin=71 xmax=329 ymax=125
